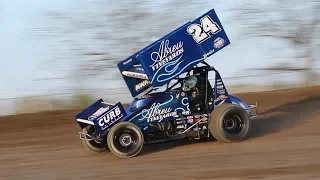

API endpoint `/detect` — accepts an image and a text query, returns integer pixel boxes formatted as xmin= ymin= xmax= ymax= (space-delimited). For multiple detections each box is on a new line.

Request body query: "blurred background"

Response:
xmin=0 ymin=0 xmax=319 ymax=116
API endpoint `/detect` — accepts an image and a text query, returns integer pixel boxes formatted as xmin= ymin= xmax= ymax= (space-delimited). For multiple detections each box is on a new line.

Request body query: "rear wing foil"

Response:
xmin=118 ymin=9 xmax=230 ymax=96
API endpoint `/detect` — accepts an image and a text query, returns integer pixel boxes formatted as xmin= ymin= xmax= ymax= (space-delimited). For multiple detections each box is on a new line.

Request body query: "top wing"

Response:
xmin=117 ymin=8 xmax=230 ymax=97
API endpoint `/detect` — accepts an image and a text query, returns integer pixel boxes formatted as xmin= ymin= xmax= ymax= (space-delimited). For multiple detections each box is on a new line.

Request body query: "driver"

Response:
xmin=182 ymin=76 xmax=202 ymax=112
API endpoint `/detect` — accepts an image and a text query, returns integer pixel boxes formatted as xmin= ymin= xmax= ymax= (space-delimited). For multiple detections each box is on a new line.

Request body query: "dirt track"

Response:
xmin=1 ymin=86 xmax=320 ymax=180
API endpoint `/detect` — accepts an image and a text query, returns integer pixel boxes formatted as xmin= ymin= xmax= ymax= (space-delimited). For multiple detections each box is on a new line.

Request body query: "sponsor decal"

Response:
xmin=216 ymin=79 xmax=225 ymax=92
xmin=88 ymin=107 xmax=110 ymax=121
xmin=122 ymin=58 xmax=132 ymax=65
xmin=219 ymin=95 xmax=228 ymax=99
xmin=217 ymin=85 xmax=224 ymax=89
xmin=218 ymin=89 xmax=225 ymax=94
xmin=98 ymin=105 xmax=124 ymax=131
xmin=134 ymin=67 xmax=145 ymax=73
xmin=214 ymin=95 xmax=228 ymax=106
xmin=135 ymin=80 xmax=150 ymax=92
xmin=122 ymin=71 xmax=148 ymax=79
xmin=187 ymin=119 xmax=193 ymax=123
xmin=93 ymin=107 xmax=109 ymax=116
xmin=177 ymin=124 xmax=187 ymax=129
xmin=139 ymin=94 xmax=151 ymax=99
xmin=88 ymin=115 xmax=97 ymax=121
xmin=203 ymin=49 xmax=215 ymax=57
xmin=181 ymin=110 xmax=191 ymax=115
xmin=214 ymin=37 xmax=225 ymax=49
xmin=187 ymin=15 xmax=221 ymax=44
xmin=150 ymin=40 xmax=184 ymax=71
xmin=176 ymin=120 xmax=184 ymax=125
xmin=139 ymin=103 xmax=177 ymax=122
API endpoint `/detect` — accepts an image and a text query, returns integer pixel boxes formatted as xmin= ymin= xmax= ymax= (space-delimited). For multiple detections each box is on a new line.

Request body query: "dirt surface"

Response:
xmin=1 ymin=86 xmax=320 ymax=180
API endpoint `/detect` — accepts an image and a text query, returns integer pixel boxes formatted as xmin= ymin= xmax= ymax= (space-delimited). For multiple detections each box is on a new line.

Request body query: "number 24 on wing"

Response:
xmin=187 ymin=15 xmax=221 ymax=44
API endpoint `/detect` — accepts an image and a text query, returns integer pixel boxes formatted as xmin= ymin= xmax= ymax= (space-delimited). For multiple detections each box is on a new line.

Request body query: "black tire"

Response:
xmin=107 ymin=121 xmax=144 ymax=158
xmin=209 ymin=103 xmax=251 ymax=143
xmin=82 ymin=125 xmax=109 ymax=152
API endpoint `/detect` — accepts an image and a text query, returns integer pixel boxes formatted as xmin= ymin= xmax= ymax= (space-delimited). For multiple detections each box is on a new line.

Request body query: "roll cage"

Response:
xmin=140 ymin=61 xmax=225 ymax=114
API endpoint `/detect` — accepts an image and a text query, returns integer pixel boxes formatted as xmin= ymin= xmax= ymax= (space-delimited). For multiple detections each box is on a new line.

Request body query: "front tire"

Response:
xmin=107 ymin=122 xmax=144 ymax=158
xmin=209 ymin=103 xmax=251 ymax=143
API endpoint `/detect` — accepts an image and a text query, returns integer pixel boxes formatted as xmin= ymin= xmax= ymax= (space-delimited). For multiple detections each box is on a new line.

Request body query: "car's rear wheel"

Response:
xmin=82 ymin=125 xmax=109 ymax=152
xmin=209 ymin=103 xmax=251 ymax=142
xmin=107 ymin=122 xmax=144 ymax=158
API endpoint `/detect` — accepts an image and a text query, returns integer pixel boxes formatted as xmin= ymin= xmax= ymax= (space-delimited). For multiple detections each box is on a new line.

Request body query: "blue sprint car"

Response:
xmin=75 ymin=8 xmax=258 ymax=158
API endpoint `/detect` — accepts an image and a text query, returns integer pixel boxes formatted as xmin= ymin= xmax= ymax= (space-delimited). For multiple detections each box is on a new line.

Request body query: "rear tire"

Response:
xmin=107 ymin=122 xmax=144 ymax=158
xmin=82 ymin=125 xmax=109 ymax=152
xmin=209 ymin=103 xmax=251 ymax=143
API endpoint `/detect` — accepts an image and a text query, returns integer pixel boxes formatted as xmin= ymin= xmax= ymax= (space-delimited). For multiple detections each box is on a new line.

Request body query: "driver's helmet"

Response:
xmin=182 ymin=76 xmax=197 ymax=91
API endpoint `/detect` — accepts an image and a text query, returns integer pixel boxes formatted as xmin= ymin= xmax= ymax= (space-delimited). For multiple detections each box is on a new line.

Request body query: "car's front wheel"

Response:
xmin=209 ymin=103 xmax=251 ymax=142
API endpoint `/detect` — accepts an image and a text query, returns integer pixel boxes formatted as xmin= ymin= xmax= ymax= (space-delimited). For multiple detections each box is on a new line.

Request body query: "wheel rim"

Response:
xmin=119 ymin=133 xmax=133 ymax=147
xmin=113 ymin=128 xmax=139 ymax=154
xmin=223 ymin=115 xmax=244 ymax=134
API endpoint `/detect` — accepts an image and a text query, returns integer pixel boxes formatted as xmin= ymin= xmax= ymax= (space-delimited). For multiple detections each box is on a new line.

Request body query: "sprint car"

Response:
xmin=75 ymin=8 xmax=258 ymax=158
